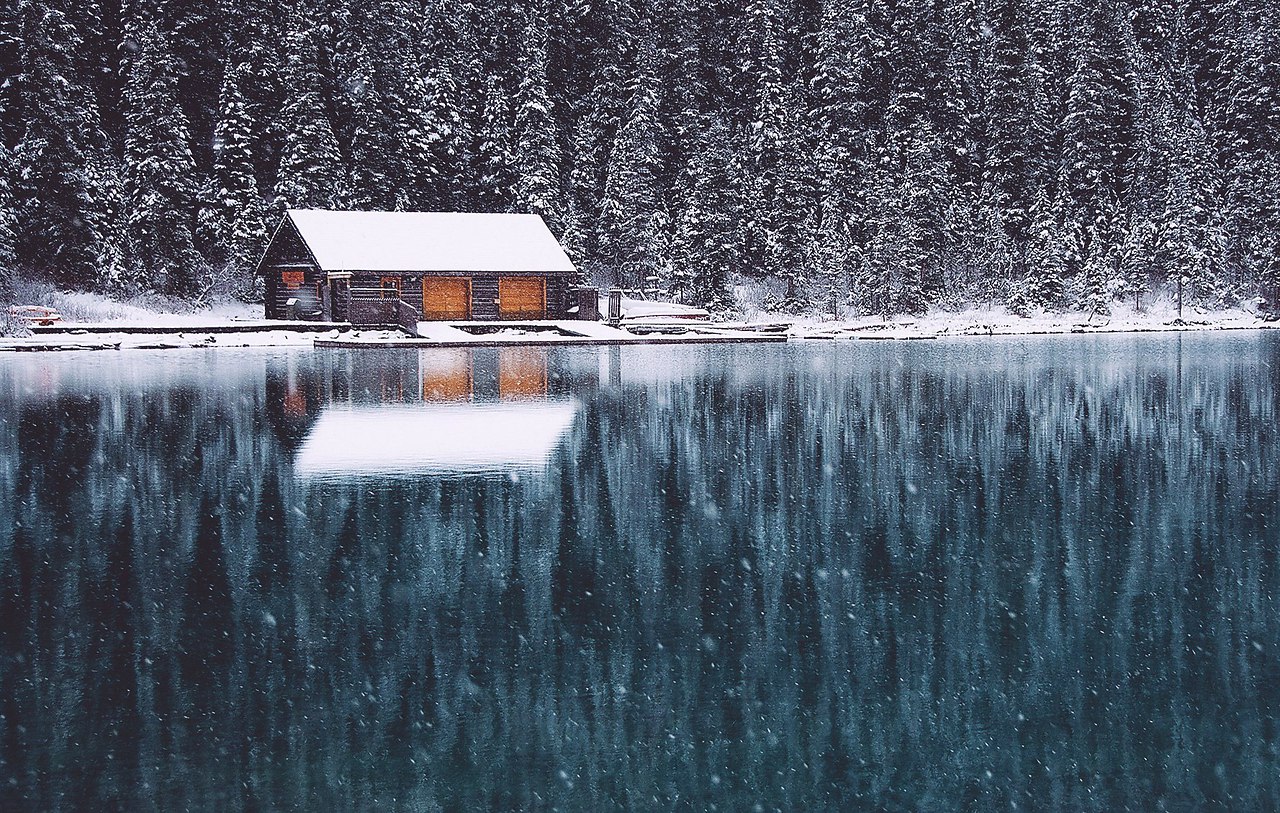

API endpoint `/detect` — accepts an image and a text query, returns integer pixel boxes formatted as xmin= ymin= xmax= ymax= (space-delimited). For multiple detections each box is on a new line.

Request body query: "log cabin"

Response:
xmin=259 ymin=210 xmax=582 ymax=323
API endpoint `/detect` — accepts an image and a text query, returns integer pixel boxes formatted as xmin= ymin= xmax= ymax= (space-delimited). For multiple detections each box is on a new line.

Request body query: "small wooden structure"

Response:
xmin=259 ymin=210 xmax=582 ymax=324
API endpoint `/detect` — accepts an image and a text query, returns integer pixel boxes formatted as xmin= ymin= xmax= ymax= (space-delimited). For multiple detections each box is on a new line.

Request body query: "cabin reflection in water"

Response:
xmin=420 ymin=347 xmax=552 ymax=402
xmin=286 ymin=347 xmax=586 ymax=479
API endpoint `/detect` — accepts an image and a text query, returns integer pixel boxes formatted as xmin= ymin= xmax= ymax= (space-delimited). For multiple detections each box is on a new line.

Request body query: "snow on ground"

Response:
xmin=784 ymin=300 xmax=1275 ymax=340
xmin=4 ymin=280 xmax=261 ymax=327
xmin=2 ymin=284 xmax=1276 ymax=352
xmin=46 ymin=290 xmax=262 ymax=326
xmin=0 ymin=329 xmax=323 ymax=352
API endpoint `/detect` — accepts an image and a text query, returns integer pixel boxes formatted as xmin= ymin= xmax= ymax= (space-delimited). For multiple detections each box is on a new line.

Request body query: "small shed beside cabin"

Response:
xmin=259 ymin=210 xmax=582 ymax=323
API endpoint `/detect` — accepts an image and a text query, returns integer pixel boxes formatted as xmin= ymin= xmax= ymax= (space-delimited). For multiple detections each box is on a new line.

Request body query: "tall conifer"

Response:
xmin=10 ymin=0 xmax=120 ymax=287
xmin=275 ymin=0 xmax=347 ymax=210
xmin=599 ymin=32 xmax=663 ymax=289
xmin=512 ymin=0 xmax=562 ymax=230
xmin=200 ymin=61 xmax=267 ymax=296
xmin=122 ymin=15 xmax=204 ymax=295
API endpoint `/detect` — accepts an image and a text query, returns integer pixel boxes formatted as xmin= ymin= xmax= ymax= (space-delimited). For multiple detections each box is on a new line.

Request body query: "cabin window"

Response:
xmin=281 ymin=270 xmax=306 ymax=289
xmin=380 ymin=276 xmax=402 ymax=299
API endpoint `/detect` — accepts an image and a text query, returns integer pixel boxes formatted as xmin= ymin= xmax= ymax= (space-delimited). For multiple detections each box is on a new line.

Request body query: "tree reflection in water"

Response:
xmin=1 ymin=336 xmax=1278 ymax=811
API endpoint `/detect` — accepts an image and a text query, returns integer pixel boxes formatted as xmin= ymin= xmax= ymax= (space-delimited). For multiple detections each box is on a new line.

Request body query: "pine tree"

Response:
xmin=337 ymin=40 xmax=398 ymax=210
xmin=657 ymin=0 xmax=709 ymax=170
xmin=859 ymin=109 xmax=948 ymax=317
xmin=85 ymin=147 xmax=129 ymax=292
xmin=330 ymin=0 xmax=427 ymax=210
xmin=0 ymin=142 xmax=16 ymax=296
xmin=1156 ymin=110 xmax=1229 ymax=307
xmin=559 ymin=0 xmax=630 ymax=281
xmin=122 ymin=15 xmax=205 ymax=296
xmin=412 ymin=0 xmax=475 ymax=209
xmin=473 ymin=76 xmax=517 ymax=214
xmin=0 ymin=3 xmax=18 ymax=147
xmin=1061 ymin=5 xmax=1132 ymax=217
xmin=1123 ymin=34 xmax=1172 ymax=309
xmin=978 ymin=0 xmax=1034 ymax=243
xmin=558 ymin=197 xmax=590 ymax=274
xmin=512 ymin=0 xmax=562 ymax=230
xmin=1075 ymin=197 xmax=1124 ymax=317
xmin=668 ymin=118 xmax=740 ymax=313
xmin=939 ymin=0 xmax=1029 ymax=303
xmin=199 ymin=61 xmax=267 ymax=298
xmin=10 ymin=0 xmax=120 ymax=288
xmin=1116 ymin=213 xmax=1155 ymax=312
xmin=274 ymin=0 xmax=347 ymax=210
xmin=1020 ymin=0 xmax=1066 ymax=241
xmin=1011 ymin=184 xmax=1069 ymax=313
xmin=0 ymin=0 xmax=1273 ymax=313
xmin=598 ymin=32 xmax=663 ymax=289
xmin=809 ymin=193 xmax=854 ymax=320
xmin=1205 ymin=0 xmax=1280 ymax=301
xmin=563 ymin=109 xmax=607 ymax=277
xmin=742 ymin=0 xmax=810 ymax=309
xmin=811 ymin=0 xmax=869 ymax=312
xmin=356 ymin=0 xmax=455 ymax=211
xmin=391 ymin=67 xmax=461 ymax=210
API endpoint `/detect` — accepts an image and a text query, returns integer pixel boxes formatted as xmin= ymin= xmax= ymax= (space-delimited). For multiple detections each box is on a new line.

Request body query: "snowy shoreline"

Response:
xmin=2 ymin=295 xmax=1275 ymax=352
xmin=785 ymin=303 xmax=1277 ymax=341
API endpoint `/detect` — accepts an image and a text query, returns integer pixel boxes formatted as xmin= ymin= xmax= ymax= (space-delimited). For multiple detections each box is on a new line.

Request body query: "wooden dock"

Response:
xmin=316 ymin=320 xmax=788 ymax=348
xmin=3 ymin=319 xmax=788 ymax=352
xmin=29 ymin=320 xmax=348 ymax=335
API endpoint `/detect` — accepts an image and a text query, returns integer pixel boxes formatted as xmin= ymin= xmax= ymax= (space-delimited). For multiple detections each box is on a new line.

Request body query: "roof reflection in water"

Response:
xmin=293 ymin=400 xmax=579 ymax=479
xmin=293 ymin=345 xmax=580 ymax=479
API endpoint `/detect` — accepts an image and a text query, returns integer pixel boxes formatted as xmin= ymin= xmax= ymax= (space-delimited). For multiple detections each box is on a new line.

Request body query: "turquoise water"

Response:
xmin=1 ymin=336 xmax=1278 ymax=811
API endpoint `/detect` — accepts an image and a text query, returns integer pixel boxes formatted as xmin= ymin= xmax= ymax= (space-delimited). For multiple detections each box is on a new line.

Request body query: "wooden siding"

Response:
xmin=260 ymin=211 xmax=581 ymax=322
xmin=260 ymin=220 xmax=321 ymax=319
xmin=261 ymin=251 xmax=576 ymax=323
xmin=471 ymin=275 xmax=499 ymax=320
xmin=548 ymin=276 xmax=572 ymax=319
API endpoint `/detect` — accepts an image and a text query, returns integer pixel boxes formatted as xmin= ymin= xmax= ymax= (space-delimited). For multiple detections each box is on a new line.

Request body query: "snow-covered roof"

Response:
xmin=293 ymin=401 xmax=579 ymax=479
xmin=286 ymin=210 xmax=577 ymax=274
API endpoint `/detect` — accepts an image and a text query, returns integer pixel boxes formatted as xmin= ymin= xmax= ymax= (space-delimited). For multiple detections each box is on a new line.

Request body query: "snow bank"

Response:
xmin=3 ymin=281 xmax=1276 ymax=352
xmin=785 ymin=301 xmax=1275 ymax=340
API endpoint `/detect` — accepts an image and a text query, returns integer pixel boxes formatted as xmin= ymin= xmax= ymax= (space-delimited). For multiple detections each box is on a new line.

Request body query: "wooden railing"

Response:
xmin=392 ymin=299 xmax=420 ymax=335
xmin=348 ymin=288 xmax=419 ymax=336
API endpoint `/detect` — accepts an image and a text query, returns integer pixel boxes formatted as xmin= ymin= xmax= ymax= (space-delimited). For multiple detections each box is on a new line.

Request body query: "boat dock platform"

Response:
xmin=316 ymin=320 xmax=789 ymax=349
xmin=4 ymin=319 xmax=788 ymax=352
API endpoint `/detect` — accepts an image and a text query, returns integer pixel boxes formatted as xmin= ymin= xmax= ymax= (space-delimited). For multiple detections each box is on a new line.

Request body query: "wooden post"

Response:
xmin=575 ymin=287 xmax=600 ymax=321
xmin=607 ymin=288 xmax=623 ymax=324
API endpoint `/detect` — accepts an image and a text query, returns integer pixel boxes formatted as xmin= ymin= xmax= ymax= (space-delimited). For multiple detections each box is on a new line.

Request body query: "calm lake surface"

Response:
xmin=1 ymin=335 xmax=1278 ymax=812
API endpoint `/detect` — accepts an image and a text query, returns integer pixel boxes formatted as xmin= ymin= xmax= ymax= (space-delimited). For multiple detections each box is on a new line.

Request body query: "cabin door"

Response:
xmin=498 ymin=276 xmax=546 ymax=320
xmin=421 ymin=276 xmax=471 ymax=321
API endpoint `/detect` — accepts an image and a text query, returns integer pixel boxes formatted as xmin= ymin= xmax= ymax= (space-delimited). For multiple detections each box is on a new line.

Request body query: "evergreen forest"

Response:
xmin=1 ymin=0 xmax=1277 ymax=316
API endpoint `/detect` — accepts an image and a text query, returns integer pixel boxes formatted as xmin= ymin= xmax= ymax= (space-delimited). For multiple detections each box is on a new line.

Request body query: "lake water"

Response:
xmin=1 ymin=335 xmax=1278 ymax=811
